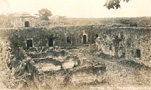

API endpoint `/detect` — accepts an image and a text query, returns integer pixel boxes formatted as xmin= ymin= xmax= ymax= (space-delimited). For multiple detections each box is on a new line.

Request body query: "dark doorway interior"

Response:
xmin=67 ymin=37 xmax=71 ymax=44
xmin=83 ymin=35 xmax=87 ymax=44
xmin=49 ymin=38 xmax=53 ymax=47
xmin=25 ymin=21 xmax=30 ymax=27
xmin=96 ymin=34 xmax=98 ymax=38
xmin=136 ymin=49 xmax=141 ymax=58
xmin=27 ymin=40 xmax=33 ymax=50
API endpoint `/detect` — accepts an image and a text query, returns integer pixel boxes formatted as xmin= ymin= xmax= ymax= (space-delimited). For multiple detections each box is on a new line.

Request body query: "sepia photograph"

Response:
xmin=0 ymin=0 xmax=151 ymax=90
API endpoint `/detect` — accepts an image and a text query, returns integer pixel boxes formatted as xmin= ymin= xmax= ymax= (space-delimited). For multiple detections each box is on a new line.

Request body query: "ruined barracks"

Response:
xmin=1 ymin=19 xmax=151 ymax=67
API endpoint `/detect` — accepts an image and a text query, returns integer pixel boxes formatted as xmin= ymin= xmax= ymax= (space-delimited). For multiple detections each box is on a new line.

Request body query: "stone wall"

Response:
xmin=11 ymin=16 xmax=38 ymax=28
xmin=0 ymin=25 xmax=97 ymax=61
xmin=0 ymin=25 xmax=151 ymax=67
xmin=95 ymin=27 xmax=151 ymax=66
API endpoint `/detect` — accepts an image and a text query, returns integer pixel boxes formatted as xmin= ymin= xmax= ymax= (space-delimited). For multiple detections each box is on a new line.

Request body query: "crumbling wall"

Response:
xmin=0 ymin=26 xmax=98 ymax=78
xmin=11 ymin=16 xmax=38 ymax=28
xmin=95 ymin=27 xmax=151 ymax=66
xmin=0 ymin=26 xmax=97 ymax=60
xmin=3 ymin=26 xmax=97 ymax=52
xmin=1 ymin=26 xmax=151 ymax=73
xmin=1 ymin=25 xmax=151 ymax=89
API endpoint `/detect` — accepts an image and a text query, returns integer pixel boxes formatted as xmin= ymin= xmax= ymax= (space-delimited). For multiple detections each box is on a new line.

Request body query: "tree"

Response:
xmin=38 ymin=8 xmax=52 ymax=20
xmin=104 ymin=0 xmax=130 ymax=9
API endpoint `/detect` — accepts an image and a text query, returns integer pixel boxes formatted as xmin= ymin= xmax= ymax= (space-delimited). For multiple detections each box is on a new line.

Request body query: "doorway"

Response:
xmin=25 ymin=21 xmax=30 ymax=27
xmin=49 ymin=38 xmax=53 ymax=47
xmin=67 ymin=36 xmax=72 ymax=44
xmin=83 ymin=35 xmax=87 ymax=44
xmin=136 ymin=49 xmax=141 ymax=58
xmin=27 ymin=39 xmax=33 ymax=50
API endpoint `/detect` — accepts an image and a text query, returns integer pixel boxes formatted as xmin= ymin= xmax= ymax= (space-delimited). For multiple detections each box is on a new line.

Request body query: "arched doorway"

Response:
xmin=136 ymin=49 xmax=141 ymax=58
xmin=96 ymin=34 xmax=99 ymax=38
xmin=25 ymin=21 xmax=30 ymax=27
xmin=27 ymin=39 xmax=33 ymax=50
xmin=67 ymin=36 xmax=72 ymax=44
xmin=49 ymin=37 xmax=53 ymax=47
xmin=83 ymin=35 xmax=87 ymax=44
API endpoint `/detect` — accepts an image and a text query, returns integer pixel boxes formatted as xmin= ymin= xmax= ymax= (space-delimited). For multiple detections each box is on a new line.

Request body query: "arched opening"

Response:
xmin=83 ymin=35 xmax=87 ymax=44
xmin=25 ymin=21 xmax=30 ymax=27
xmin=67 ymin=36 xmax=72 ymax=44
xmin=96 ymin=34 xmax=98 ymax=38
xmin=27 ymin=39 xmax=33 ymax=50
xmin=136 ymin=49 xmax=141 ymax=58
xmin=49 ymin=37 xmax=53 ymax=47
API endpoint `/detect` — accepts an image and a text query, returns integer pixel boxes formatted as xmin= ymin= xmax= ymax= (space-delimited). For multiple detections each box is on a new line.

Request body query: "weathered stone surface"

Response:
xmin=71 ymin=72 xmax=97 ymax=84
xmin=62 ymin=56 xmax=80 ymax=69
xmin=38 ymin=63 xmax=61 ymax=72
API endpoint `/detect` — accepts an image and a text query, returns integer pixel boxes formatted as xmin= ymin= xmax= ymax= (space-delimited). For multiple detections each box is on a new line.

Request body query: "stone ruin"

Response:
xmin=10 ymin=15 xmax=38 ymax=28
xmin=0 ymin=24 xmax=151 ymax=88
xmin=1 ymin=25 xmax=151 ymax=69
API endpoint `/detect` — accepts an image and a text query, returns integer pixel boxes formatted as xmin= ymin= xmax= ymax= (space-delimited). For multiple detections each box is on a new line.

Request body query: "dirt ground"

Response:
xmin=0 ymin=46 xmax=151 ymax=90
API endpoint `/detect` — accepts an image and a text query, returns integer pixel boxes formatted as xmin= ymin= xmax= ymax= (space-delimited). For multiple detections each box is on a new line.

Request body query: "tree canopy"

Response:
xmin=104 ymin=0 xmax=130 ymax=9
xmin=38 ymin=8 xmax=52 ymax=20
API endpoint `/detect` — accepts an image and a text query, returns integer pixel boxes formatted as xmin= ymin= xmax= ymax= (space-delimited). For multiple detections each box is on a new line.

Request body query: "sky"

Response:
xmin=1 ymin=0 xmax=151 ymax=18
